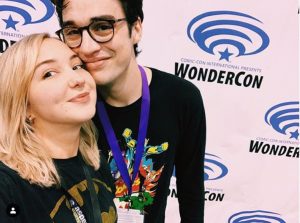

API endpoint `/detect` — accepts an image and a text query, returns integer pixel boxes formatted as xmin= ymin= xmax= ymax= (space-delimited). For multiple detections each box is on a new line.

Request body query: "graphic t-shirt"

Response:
xmin=94 ymin=68 xmax=206 ymax=223
xmin=0 ymin=154 xmax=117 ymax=223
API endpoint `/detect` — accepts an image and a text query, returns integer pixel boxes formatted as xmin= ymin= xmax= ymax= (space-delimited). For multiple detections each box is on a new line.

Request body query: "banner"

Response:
xmin=0 ymin=0 xmax=298 ymax=222
xmin=0 ymin=0 xmax=59 ymax=52
xmin=138 ymin=1 xmax=299 ymax=222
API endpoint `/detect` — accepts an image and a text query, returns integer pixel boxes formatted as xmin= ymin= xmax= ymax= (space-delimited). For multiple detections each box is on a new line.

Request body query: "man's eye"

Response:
xmin=92 ymin=22 xmax=112 ymax=32
xmin=64 ymin=28 xmax=80 ymax=36
xmin=73 ymin=64 xmax=86 ymax=70
xmin=43 ymin=71 xmax=55 ymax=79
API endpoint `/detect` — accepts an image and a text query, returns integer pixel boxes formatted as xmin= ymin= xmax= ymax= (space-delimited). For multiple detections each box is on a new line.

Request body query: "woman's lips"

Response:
xmin=69 ymin=92 xmax=90 ymax=103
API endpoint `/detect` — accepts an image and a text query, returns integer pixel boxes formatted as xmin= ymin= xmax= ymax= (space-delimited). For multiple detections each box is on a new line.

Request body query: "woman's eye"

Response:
xmin=43 ymin=71 xmax=55 ymax=79
xmin=73 ymin=64 xmax=86 ymax=70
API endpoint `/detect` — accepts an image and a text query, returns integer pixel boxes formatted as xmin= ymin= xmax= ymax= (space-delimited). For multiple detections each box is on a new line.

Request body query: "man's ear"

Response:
xmin=131 ymin=17 xmax=142 ymax=44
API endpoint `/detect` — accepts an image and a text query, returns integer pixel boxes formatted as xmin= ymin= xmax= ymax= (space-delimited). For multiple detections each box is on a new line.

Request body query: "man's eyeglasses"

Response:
xmin=55 ymin=18 xmax=127 ymax=48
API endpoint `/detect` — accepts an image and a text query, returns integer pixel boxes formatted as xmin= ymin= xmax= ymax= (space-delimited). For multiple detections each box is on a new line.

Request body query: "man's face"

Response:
xmin=62 ymin=0 xmax=142 ymax=86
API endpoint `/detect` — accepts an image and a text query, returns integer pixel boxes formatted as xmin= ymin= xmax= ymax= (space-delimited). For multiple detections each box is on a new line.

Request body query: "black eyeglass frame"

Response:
xmin=55 ymin=18 xmax=127 ymax=48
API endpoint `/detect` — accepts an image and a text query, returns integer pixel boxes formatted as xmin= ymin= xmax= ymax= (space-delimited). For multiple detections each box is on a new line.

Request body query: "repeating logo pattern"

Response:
xmin=0 ymin=0 xmax=55 ymax=30
xmin=265 ymin=101 xmax=299 ymax=140
xmin=187 ymin=11 xmax=270 ymax=61
xmin=228 ymin=210 xmax=286 ymax=223
xmin=204 ymin=153 xmax=228 ymax=181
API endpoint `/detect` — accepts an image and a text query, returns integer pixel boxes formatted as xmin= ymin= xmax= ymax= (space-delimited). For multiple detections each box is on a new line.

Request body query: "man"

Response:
xmin=52 ymin=0 xmax=206 ymax=222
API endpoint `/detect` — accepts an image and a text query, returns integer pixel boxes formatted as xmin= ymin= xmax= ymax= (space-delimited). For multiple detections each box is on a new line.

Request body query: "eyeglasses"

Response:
xmin=55 ymin=18 xmax=127 ymax=48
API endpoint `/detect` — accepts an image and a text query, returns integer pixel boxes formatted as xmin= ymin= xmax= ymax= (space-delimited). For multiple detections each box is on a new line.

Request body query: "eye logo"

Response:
xmin=265 ymin=101 xmax=299 ymax=140
xmin=0 ymin=0 xmax=55 ymax=30
xmin=228 ymin=210 xmax=286 ymax=223
xmin=204 ymin=153 xmax=228 ymax=181
xmin=187 ymin=11 xmax=270 ymax=62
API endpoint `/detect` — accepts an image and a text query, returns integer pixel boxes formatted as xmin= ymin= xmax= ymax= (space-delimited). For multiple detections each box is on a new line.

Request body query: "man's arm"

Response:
xmin=175 ymin=85 xmax=206 ymax=223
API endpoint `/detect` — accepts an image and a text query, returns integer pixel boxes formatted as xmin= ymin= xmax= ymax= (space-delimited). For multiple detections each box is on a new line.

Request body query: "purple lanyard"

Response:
xmin=96 ymin=65 xmax=150 ymax=195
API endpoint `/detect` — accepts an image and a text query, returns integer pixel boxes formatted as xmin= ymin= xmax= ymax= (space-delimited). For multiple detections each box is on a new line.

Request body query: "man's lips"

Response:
xmin=85 ymin=58 xmax=110 ymax=70
xmin=68 ymin=92 xmax=90 ymax=103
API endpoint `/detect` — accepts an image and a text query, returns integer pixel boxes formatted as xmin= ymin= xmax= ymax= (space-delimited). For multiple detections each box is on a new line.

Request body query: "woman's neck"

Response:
xmin=35 ymin=123 xmax=81 ymax=159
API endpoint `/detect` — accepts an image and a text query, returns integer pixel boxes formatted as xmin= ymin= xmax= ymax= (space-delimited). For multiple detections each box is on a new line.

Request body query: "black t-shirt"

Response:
xmin=0 ymin=154 xmax=117 ymax=223
xmin=93 ymin=68 xmax=206 ymax=223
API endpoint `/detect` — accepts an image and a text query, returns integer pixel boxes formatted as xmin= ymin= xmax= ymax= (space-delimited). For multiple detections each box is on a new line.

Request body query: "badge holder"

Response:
xmin=98 ymin=65 xmax=150 ymax=223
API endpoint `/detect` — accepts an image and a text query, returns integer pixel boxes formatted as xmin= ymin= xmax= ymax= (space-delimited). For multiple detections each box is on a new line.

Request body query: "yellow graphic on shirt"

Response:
xmin=50 ymin=179 xmax=116 ymax=222
xmin=109 ymin=128 xmax=169 ymax=210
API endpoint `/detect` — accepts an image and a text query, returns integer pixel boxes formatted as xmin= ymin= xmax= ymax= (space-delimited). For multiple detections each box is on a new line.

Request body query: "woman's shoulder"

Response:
xmin=0 ymin=162 xmax=21 ymax=204
xmin=0 ymin=162 xmax=20 ymax=186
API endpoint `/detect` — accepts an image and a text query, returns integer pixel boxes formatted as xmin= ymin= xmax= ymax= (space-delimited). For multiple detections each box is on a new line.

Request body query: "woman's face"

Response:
xmin=28 ymin=38 xmax=96 ymax=129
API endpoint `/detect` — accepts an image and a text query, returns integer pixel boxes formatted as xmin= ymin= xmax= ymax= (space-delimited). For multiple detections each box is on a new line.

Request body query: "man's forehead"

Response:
xmin=61 ymin=0 xmax=124 ymax=20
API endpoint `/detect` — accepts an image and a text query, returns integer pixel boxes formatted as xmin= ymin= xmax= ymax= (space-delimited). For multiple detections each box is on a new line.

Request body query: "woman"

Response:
xmin=0 ymin=33 xmax=117 ymax=223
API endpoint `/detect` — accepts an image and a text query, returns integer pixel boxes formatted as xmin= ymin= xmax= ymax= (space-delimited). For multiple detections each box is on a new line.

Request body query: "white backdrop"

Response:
xmin=139 ymin=1 xmax=299 ymax=222
xmin=0 ymin=1 xmax=298 ymax=222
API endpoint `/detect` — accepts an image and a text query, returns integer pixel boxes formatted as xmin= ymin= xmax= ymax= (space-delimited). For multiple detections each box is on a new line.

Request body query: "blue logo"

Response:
xmin=204 ymin=153 xmax=228 ymax=181
xmin=187 ymin=11 xmax=270 ymax=62
xmin=0 ymin=0 xmax=55 ymax=30
xmin=265 ymin=101 xmax=299 ymax=140
xmin=228 ymin=210 xmax=286 ymax=223
xmin=172 ymin=153 xmax=228 ymax=181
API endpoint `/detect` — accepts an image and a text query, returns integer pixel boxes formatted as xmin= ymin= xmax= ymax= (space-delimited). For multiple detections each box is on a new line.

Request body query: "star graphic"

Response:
xmin=219 ymin=48 xmax=234 ymax=62
xmin=289 ymin=129 xmax=299 ymax=140
xmin=2 ymin=15 xmax=19 ymax=30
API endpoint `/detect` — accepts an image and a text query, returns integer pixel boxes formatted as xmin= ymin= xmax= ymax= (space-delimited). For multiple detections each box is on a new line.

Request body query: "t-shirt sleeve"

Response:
xmin=175 ymin=83 xmax=206 ymax=223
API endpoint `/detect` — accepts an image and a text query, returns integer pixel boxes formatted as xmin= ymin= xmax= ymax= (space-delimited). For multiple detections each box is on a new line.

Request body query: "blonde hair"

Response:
xmin=0 ymin=33 xmax=100 ymax=187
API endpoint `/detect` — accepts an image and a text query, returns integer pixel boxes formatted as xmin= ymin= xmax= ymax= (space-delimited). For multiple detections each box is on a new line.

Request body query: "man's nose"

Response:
xmin=78 ymin=30 xmax=102 ymax=57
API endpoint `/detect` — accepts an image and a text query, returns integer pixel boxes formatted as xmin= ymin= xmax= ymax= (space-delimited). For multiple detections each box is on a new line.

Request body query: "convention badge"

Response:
xmin=117 ymin=208 xmax=144 ymax=223
xmin=114 ymin=195 xmax=146 ymax=223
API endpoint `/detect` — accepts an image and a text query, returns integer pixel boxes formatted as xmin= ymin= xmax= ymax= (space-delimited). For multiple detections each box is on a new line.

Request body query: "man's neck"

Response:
xmin=99 ymin=64 xmax=152 ymax=107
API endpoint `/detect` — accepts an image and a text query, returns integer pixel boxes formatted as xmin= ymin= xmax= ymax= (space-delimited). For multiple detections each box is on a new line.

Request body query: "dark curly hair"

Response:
xmin=51 ymin=0 xmax=143 ymax=56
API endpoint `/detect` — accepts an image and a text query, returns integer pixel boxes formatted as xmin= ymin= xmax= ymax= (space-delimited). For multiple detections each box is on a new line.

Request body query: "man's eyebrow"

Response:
xmin=91 ymin=15 xmax=116 ymax=21
xmin=62 ymin=15 xmax=116 ymax=27
xmin=62 ymin=20 xmax=75 ymax=27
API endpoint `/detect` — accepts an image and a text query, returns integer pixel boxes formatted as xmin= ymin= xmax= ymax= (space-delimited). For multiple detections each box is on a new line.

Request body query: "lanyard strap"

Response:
xmin=62 ymin=190 xmax=87 ymax=223
xmin=80 ymin=157 xmax=102 ymax=223
xmin=96 ymin=65 xmax=150 ymax=195
xmin=59 ymin=157 xmax=102 ymax=223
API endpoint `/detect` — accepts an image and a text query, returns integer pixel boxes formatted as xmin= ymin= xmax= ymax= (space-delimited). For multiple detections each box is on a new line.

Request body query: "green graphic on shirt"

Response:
xmin=109 ymin=128 xmax=168 ymax=209
xmin=119 ymin=192 xmax=153 ymax=211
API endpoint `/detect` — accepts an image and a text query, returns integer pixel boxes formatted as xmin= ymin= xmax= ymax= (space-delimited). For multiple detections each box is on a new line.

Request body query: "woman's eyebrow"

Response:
xmin=35 ymin=54 xmax=79 ymax=70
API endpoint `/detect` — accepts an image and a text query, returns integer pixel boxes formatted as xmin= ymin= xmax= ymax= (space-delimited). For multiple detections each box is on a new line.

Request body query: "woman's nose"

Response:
xmin=69 ymin=73 xmax=85 ymax=88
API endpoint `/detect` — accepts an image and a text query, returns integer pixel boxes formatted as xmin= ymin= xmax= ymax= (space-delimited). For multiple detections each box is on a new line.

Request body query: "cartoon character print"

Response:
xmin=50 ymin=179 xmax=116 ymax=223
xmin=108 ymin=128 xmax=168 ymax=210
